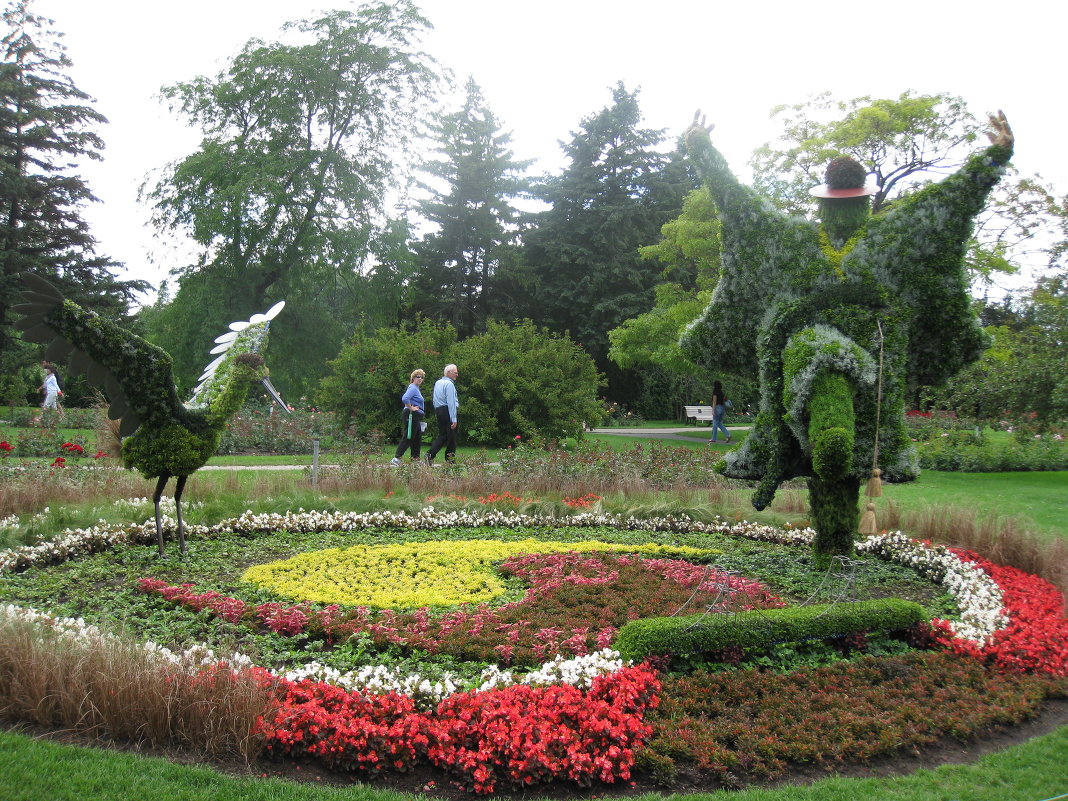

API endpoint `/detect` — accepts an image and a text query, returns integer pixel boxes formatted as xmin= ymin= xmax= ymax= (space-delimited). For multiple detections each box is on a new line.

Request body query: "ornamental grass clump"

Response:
xmin=0 ymin=462 xmax=148 ymax=521
xmin=0 ymin=607 xmax=270 ymax=759
xmin=878 ymin=500 xmax=1068 ymax=597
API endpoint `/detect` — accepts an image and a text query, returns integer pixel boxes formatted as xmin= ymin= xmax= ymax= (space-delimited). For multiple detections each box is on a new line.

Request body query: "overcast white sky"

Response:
xmin=33 ymin=0 xmax=1066 ymax=299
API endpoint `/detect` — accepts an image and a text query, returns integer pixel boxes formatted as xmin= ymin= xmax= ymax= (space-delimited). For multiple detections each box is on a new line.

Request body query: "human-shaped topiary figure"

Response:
xmin=14 ymin=274 xmax=289 ymax=556
xmin=680 ymin=111 xmax=1014 ymax=561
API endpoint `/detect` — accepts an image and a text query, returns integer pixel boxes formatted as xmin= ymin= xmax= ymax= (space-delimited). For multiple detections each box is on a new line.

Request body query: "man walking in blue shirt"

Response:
xmin=425 ymin=363 xmax=459 ymax=464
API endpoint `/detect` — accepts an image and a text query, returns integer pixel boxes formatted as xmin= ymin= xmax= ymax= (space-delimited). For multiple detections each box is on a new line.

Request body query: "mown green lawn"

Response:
xmin=877 ymin=470 xmax=1068 ymax=542
xmin=1 ymin=723 xmax=1065 ymax=801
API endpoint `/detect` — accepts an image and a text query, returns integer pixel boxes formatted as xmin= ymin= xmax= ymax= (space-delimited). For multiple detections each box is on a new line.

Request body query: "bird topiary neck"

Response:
xmin=204 ymin=356 xmax=263 ymax=428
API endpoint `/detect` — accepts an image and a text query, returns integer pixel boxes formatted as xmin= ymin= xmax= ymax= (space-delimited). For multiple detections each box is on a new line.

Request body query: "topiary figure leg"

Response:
xmin=152 ymin=474 xmax=170 ymax=558
xmin=806 ymin=372 xmax=859 ymax=564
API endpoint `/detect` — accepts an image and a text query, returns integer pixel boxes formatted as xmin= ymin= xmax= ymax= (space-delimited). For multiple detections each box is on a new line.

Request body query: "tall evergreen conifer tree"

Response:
xmin=521 ymin=83 xmax=693 ymax=377
xmin=0 ymin=0 xmax=144 ymax=402
xmin=408 ymin=77 xmax=530 ymax=336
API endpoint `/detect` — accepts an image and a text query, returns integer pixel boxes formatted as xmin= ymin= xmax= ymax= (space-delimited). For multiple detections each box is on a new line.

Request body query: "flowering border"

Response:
xmin=2 ymin=506 xmax=1065 ymax=793
xmin=0 ymin=602 xmax=658 ymax=794
xmin=1 ymin=506 xmax=1063 ymax=672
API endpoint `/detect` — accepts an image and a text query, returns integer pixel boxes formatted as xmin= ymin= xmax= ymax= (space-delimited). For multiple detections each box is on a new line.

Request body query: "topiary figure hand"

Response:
xmin=986 ymin=109 xmax=1013 ymax=148
xmin=684 ymin=109 xmax=715 ymax=149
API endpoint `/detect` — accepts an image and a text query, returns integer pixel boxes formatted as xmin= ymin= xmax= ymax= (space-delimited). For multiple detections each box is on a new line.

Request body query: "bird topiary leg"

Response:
xmin=152 ymin=475 xmax=170 ymax=558
xmin=174 ymin=475 xmax=188 ymax=555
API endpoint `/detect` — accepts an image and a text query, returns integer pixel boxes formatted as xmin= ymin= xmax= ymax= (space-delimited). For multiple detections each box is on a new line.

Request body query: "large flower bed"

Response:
xmin=1 ymin=508 xmax=1066 ymax=794
xmin=144 ymin=543 xmax=783 ymax=665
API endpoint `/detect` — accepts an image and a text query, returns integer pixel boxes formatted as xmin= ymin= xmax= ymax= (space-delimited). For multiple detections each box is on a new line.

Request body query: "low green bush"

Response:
xmin=2 ymin=406 xmax=98 ymax=429
xmin=613 ymin=598 xmax=926 ymax=661
xmin=496 ymin=438 xmax=727 ymax=489
xmin=903 ymin=410 xmax=975 ymax=441
xmin=918 ymin=433 xmax=1068 ymax=472
xmin=317 ymin=319 xmax=603 ymax=447
xmin=2 ymin=428 xmax=92 ymax=458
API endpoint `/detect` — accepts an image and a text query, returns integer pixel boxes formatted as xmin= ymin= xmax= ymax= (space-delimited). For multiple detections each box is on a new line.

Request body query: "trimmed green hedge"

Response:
xmin=613 ymin=598 xmax=926 ymax=661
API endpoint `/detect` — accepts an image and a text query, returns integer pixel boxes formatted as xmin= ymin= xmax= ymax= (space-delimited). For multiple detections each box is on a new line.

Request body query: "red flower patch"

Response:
xmin=928 ymin=549 xmax=1068 ymax=676
xmin=254 ymin=665 xmax=659 ymax=794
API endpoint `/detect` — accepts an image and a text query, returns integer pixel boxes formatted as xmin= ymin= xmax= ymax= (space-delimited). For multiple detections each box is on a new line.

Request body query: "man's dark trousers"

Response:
xmin=426 ymin=405 xmax=456 ymax=462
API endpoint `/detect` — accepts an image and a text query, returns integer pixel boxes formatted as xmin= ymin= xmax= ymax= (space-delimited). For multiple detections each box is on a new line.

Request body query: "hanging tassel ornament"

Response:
xmin=858 ymin=502 xmax=878 ymax=536
xmin=866 ymin=467 xmax=883 ymax=497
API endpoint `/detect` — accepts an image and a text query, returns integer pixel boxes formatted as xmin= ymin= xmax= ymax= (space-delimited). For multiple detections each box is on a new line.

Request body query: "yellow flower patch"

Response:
xmin=241 ymin=539 xmax=718 ymax=608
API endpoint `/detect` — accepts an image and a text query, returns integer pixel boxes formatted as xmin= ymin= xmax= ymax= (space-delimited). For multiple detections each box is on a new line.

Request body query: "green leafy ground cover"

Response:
xmin=0 ymin=522 xmax=956 ymax=681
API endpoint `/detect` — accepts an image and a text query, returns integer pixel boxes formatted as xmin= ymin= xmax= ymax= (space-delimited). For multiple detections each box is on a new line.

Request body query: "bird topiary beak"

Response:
xmin=261 ymin=376 xmax=290 ymax=413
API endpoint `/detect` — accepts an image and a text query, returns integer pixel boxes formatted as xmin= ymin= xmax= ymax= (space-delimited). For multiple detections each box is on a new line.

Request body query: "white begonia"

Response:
xmin=857 ymin=531 xmax=1007 ymax=645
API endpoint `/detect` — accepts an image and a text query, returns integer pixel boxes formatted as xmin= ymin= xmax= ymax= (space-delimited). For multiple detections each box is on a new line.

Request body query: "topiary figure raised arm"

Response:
xmin=680 ymin=110 xmax=1013 ymax=562
xmin=14 ymin=274 xmax=289 ymax=556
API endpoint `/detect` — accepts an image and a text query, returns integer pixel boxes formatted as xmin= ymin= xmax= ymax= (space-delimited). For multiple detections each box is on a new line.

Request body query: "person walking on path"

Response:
xmin=709 ymin=380 xmax=730 ymax=443
xmin=391 ymin=369 xmax=426 ymax=465
xmin=425 ymin=364 xmax=459 ymax=464
xmin=40 ymin=364 xmax=63 ymax=416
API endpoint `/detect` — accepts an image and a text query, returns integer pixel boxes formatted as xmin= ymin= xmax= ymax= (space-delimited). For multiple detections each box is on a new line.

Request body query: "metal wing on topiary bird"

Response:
xmin=13 ymin=273 xmax=288 ymax=556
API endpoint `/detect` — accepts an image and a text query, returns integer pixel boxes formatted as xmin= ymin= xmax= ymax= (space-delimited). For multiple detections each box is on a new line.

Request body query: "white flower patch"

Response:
xmin=112 ymin=496 xmax=202 ymax=516
xmin=857 ymin=531 xmax=1008 ymax=644
xmin=282 ymin=648 xmax=630 ymax=707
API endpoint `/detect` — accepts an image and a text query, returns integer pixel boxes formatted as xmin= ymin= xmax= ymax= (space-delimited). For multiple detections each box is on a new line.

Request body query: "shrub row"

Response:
xmin=216 ymin=405 xmax=339 ymax=455
xmin=613 ymin=598 xmax=926 ymax=661
xmin=918 ymin=435 xmax=1068 ymax=472
xmin=1 ymin=406 xmax=99 ymax=429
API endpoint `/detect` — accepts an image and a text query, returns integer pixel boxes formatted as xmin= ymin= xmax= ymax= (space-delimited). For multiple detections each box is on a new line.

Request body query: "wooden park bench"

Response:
xmin=683 ymin=405 xmax=715 ymax=424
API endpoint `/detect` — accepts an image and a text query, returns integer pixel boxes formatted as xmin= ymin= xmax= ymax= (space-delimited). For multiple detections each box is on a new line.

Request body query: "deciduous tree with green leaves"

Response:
xmin=937 ymin=273 xmax=1068 ymax=429
xmin=143 ymin=0 xmax=440 ymax=398
xmin=750 ymin=91 xmax=982 ymax=214
xmin=607 ymin=187 xmax=730 ymax=415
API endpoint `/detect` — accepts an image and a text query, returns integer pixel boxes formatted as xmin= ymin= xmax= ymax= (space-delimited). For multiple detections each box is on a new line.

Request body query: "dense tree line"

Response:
xmin=4 ymin=0 xmax=1066 ymax=441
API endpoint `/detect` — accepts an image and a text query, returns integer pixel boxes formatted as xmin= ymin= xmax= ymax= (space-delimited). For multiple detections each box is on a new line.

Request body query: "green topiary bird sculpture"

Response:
xmin=13 ymin=273 xmax=288 ymax=556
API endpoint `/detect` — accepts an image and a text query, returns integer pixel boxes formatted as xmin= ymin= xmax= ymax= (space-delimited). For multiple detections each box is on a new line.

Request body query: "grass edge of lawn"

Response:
xmin=1 ymin=722 xmax=1067 ymax=801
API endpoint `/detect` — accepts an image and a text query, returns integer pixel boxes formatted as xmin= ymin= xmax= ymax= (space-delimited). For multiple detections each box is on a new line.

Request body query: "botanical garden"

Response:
xmin=2 ymin=1 xmax=1067 ymax=800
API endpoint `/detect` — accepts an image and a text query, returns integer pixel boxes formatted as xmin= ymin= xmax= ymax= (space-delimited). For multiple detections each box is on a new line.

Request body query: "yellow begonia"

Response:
xmin=241 ymin=539 xmax=717 ymax=608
